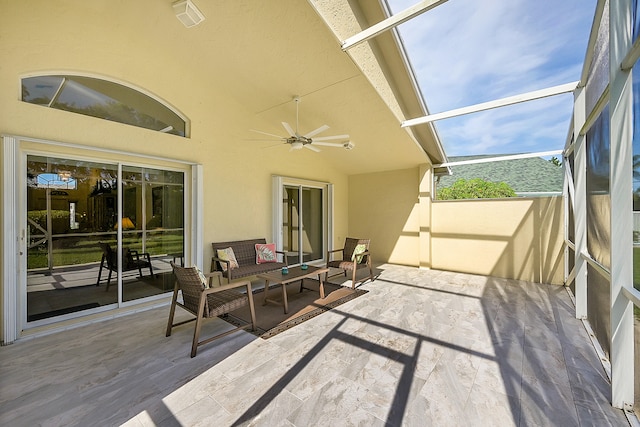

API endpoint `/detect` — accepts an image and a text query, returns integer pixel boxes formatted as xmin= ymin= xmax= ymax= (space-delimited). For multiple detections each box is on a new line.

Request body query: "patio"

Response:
xmin=0 ymin=264 xmax=628 ymax=426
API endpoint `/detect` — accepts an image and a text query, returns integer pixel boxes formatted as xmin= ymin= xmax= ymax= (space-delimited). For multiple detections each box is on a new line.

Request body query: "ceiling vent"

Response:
xmin=173 ymin=0 xmax=205 ymax=28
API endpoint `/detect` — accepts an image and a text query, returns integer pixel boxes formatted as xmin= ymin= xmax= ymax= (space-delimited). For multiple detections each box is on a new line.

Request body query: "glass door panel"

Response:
xmin=283 ymin=186 xmax=301 ymax=265
xmin=27 ymin=156 xmax=119 ymax=321
xmin=26 ymin=156 xmax=185 ymax=321
xmin=282 ymin=184 xmax=325 ymax=265
xmin=122 ymin=166 xmax=184 ymax=302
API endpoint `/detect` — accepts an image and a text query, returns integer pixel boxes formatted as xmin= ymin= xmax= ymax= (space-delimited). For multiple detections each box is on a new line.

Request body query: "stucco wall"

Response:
xmin=349 ymin=167 xmax=564 ymax=284
xmin=0 ymin=0 xmax=352 ymax=269
xmin=348 ymin=168 xmax=422 ymax=266
xmin=431 ymin=196 xmax=565 ymax=284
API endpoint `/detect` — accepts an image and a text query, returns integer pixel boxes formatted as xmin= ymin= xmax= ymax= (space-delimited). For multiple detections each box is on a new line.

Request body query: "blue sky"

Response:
xmin=387 ymin=0 xmax=597 ymax=157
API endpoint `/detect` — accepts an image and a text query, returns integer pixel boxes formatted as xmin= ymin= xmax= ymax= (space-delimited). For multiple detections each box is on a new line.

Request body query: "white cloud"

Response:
xmin=387 ymin=0 xmax=596 ymax=155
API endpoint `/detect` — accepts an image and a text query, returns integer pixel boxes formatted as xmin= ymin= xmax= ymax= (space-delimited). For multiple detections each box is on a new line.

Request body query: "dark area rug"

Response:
xmin=223 ymin=279 xmax=367 ymax=339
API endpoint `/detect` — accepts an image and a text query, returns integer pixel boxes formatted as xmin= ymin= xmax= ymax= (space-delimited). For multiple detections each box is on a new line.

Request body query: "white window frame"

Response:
xmin=1 ymin=135 xmax=202 ymax=344
xmin=272 ymin=175 xmax=333 ymax=266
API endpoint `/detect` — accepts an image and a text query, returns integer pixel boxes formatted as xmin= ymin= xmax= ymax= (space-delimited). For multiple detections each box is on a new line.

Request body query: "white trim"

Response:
xmin=3 ymin=135 xmax=200 ymax=339
xmin=272 ymin=176 xmax=332 ymax=265
xmin=193 ymin=164 xmax=204 ymax=269
xmin=401 ymin=82 xmax=578 ymax=127
xmin=1 ymin=134 xmax=195 ymax=165
xmin=341 ymin=0 xmax=448 ymax=51
xmin=2 ymin=136 xmax=20 ymax=344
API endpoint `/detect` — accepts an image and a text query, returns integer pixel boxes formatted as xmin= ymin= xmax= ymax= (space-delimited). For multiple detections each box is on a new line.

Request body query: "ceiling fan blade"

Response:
xmin=303 ymin=124 xmax=330 ymax=138
xmin=249 ymin=129 xmax=286 ymax=139
xmin=311 ymin=141 xmax=344 ymax=147
xmin=312 ymin=134 xmax=349 ymax=141
xmin=282 ymin=122 xmax=296 ymax=136
xmin=304 ymin=144 xmax=321 ymax=152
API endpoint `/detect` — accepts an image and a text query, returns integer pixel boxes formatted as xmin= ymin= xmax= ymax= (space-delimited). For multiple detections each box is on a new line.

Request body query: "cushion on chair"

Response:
xmin=217 ymin=247 xmax=239 ymax=272
xmin=351 ymin=244 xmax=367 ymax=264
xmin=255 ymin=243 xmax=277 ymax=264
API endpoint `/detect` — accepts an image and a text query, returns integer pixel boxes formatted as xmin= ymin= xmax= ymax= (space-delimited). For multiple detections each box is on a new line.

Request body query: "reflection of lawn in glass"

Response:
xmin=28 ymin=233 xmax=183 ymax=269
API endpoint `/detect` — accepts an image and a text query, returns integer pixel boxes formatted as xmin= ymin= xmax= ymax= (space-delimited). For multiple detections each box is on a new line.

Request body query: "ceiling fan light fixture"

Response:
xmin=173 ymin=0 xmax=205 ymax=28
xmin=291 ymin=141 xmax=304 ymax=150
xmin=343 ymin=141 xmax=355 ymax=150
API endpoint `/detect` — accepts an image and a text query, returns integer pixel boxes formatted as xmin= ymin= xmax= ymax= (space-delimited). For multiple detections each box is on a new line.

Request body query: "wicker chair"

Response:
xmin=166 ymin=262 xmax=256 ymax=357
xmin=326 ymin=237 xmax=374 ymax=289
xmin=96 ymin=242 xmax=154 ymax=291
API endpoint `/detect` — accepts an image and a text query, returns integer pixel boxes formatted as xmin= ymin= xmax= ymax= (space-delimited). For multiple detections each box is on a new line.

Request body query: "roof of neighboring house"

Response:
xmin=437 ymin=155 xmax=564 ymax=194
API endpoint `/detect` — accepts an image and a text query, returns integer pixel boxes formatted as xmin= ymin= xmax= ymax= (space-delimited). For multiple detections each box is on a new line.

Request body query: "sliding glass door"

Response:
xmin=26 ymin=155 xmax=185 ymax=322
xmin=275 ymin=177 xmax=331 ymax=265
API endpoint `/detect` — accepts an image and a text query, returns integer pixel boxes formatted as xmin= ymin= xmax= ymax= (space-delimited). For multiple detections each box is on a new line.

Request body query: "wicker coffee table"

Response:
xmin=258 ymin=265 xmax=330 ymax=314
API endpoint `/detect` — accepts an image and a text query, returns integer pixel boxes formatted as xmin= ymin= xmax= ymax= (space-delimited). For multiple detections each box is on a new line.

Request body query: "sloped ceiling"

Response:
xmin=178 ymin=0 xmax=444 ymax=174
xmin=3 ymin=0 xmax=446 ymax=175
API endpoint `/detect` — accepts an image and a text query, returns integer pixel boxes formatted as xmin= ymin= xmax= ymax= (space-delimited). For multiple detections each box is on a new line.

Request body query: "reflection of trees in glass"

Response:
xmin=21 ymin=75 xmax=186 ymax=136
xmin=57 ymin=100 xmax=171 ymax=132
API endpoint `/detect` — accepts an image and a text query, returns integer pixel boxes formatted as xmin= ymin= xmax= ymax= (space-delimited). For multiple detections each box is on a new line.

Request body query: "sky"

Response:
xmin=386 ymin=0 xmax=597 ymax=157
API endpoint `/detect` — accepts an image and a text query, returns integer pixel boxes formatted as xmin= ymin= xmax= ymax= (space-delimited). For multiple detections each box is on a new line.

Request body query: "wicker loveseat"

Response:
xmin=211 ymin=238 xmax=288 ymax=283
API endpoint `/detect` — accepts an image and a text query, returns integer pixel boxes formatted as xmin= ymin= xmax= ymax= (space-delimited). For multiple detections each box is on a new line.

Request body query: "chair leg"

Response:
xmin=351 ymin=268 xmax=357 ymax=289
xmin=96 ymin=255 xmax=105 ymax=286
xmin=105 ymin=270 xmax=113 ymax=291
xmin=191 ymin=296 xmax=208 ymax=358
xmin=166 ymin=284 xmax=180 ymax=337
xmin=246 ymin=285 xmax=257 ymax=332
xmin=148 ymin=255 xmax=155 ymax=277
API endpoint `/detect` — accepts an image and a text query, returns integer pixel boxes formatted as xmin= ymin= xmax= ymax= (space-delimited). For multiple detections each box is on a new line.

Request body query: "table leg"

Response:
xmin=318 ymin=273 xmax=325 ymax=299
xmin=263 ymin=280 xmax=270 ymax=306
xmin=282 ymin=283 xmax=289 ymax=314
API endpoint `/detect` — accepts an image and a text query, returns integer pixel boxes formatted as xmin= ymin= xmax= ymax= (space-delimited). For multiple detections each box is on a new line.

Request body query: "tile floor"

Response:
xmin=0 ymin=264 xmax=632 ymax=426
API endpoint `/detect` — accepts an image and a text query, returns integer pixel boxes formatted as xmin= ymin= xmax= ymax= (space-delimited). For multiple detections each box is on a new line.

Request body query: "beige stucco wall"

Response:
xmin=348 ymin=166 xmax=564 ymax=285
xmin=431 ymin=196 xmax=565 ymax=284
xmin=0 ymin=0 xmax=357 ymax=270
xmin=348 ymin=167 xmax=423 ymax=266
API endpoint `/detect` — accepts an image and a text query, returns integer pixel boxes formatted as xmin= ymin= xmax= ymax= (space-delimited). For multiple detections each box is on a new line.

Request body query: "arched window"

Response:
xmin=21 ymin=75 xmax=187 ymax=137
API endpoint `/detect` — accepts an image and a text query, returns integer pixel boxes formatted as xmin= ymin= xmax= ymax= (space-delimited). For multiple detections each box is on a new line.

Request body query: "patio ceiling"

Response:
xmin=161 ymin=0 xmax=445 ymax=174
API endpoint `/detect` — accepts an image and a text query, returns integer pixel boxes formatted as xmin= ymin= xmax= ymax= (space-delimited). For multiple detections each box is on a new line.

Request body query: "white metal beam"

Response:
xmin=432 ymin=150 xmax=562 ymax=168
xmin=402 ymin=82 xmax=578 ymax=127
xmin=621 ymin=35 xmax=640 ymax=70
xmin=573 ymin=85 xmax=588 ymax=321
xmin=579 ymin=0 xmax=607 ymax=86
xmin=609 ymin=0 xmax=635 ymax=410
xmin=341 ymin=0 xmax=449 ymax=51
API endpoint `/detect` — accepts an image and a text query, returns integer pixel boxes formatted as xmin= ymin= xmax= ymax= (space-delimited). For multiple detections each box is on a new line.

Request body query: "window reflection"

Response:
xmin=26 ymin=155 xmax=185 ymax=321
xmin=22 ymin=75 xmax=187 ymax=137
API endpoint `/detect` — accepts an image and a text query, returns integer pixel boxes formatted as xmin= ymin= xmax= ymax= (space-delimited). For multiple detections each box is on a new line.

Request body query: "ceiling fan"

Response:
xmin=251 ymin=96 xmax=354 ymax=152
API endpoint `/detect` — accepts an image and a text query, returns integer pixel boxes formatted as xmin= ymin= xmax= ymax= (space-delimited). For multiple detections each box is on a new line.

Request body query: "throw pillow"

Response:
xmin=217 ymin=247 xmax=239 ymax=272
xmin=195 ymin=266 xmax=210 ymax=289
xmin=351 ymin=243 xmax=367 ymax=264
xmin=256 ymin=243 xmax=277 ymax=264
